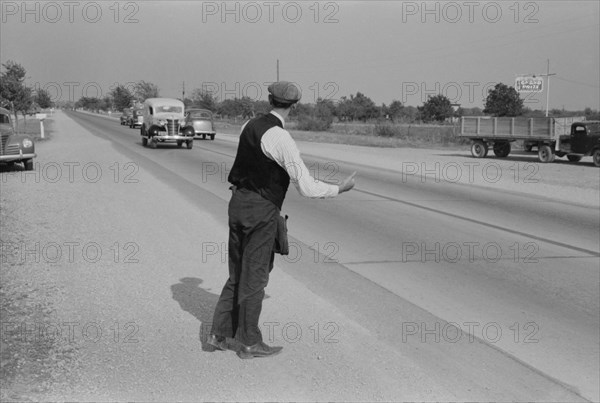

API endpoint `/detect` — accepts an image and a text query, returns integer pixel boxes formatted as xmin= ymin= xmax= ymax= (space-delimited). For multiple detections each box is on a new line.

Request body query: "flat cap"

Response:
xmin=268 ymin=81 xmax=302 ymax=104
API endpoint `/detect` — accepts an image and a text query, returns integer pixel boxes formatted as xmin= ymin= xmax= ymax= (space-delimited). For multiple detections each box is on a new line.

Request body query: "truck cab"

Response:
xmin=557 ymin=121 xmax=600 ymax=165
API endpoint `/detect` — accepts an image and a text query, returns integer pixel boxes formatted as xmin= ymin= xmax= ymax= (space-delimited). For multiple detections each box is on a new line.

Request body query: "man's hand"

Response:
xmin=338 ymin=171 xmax=357 ymax=194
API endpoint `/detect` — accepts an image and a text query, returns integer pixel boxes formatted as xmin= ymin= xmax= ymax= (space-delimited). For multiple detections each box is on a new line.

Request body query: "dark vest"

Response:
xmin=228 ymin=113 xmax=290 ymax=210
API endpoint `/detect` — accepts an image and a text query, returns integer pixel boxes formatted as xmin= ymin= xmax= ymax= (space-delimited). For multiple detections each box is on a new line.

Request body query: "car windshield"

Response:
xmin=189 ymin=111 xmax=211 ymax=118
xmin=156 ymin=105 xmax=182 ymax=113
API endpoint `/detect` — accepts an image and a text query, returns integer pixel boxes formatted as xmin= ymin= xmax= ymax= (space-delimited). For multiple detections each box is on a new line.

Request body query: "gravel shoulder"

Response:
xmin=0 ymin=112 xmax=449 ymax=401
xmin=2 ymin=111 xmax=595 ymax=402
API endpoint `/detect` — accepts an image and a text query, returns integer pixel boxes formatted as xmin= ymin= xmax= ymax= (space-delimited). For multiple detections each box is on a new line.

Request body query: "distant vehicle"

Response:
xmin=184 ymin=109 xmax=216 ymax=140
xmin=459 ymin=116 xmax=600 ymax=166
xmin=120 ymin=108 xmax=133 ymax=125
xmin=0 ymin=107 xmax=36 ymax=170
xmin=129 ymin=106 xmax=144 ymax=128
xmin=140 ymin=98 xmax=195 ymax=149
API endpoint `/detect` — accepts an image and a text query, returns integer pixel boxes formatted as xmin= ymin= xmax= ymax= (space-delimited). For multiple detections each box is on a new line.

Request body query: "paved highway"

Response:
xmin=60 ymin=111 xmax=600 ymax=401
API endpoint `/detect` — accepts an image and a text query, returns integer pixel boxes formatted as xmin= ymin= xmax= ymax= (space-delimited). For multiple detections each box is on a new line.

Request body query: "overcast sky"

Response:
xmin=2 ymin=0 xmax=599 ymax=110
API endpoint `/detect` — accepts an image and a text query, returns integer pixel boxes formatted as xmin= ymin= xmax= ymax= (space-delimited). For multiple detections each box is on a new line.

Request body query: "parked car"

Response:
xmin=0 ymin=107 xmax=36 ymax=170
xmin=184 ymin=109 xmax=216 ymax=140
xmin=140 ymin=98 xmax=195 ymax=149
xmin=129 ymin=107 xmax=144 ymax=128
xmin=120 ymin=108 xmax=133 ymax=125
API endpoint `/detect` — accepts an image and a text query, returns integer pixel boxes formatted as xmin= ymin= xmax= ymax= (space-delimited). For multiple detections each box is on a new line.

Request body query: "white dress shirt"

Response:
xmin=241 ymin=111 xmax=339 ymax=198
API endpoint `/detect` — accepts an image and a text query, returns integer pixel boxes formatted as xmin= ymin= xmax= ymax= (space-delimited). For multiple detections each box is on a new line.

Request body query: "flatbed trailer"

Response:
xmin=458 ymin=116 xmax=600 ymax=166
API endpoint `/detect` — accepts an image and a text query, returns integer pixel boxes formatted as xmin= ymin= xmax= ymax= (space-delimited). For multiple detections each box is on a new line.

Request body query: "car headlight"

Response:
xmin=22 ymin=139 xmax=33 ymax=148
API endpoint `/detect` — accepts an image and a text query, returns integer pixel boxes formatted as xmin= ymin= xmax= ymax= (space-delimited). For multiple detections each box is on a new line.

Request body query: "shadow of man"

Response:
xmin=171 ymin=277 xmax=271 ymax=352
xmin=170 ymin=277 xmax=221 ymax=352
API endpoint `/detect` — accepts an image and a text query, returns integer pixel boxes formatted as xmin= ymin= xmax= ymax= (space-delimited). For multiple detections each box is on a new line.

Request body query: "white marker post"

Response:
xmin=35 ymin=113 xmax=47 ymax=139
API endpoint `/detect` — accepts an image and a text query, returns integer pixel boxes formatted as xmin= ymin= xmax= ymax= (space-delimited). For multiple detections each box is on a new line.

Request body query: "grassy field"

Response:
xmin=215 ymin=119 xmax=471 ymax=149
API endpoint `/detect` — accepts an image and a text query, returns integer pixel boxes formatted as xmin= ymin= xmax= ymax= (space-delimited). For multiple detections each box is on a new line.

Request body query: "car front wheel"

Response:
xmin=24 ymin=159 xmax=34 ymax=171
xmin=593 ymin=149 xmax=600 ymax=167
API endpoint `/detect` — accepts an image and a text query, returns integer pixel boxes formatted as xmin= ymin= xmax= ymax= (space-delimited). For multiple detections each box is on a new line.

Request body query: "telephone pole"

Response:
xmin=182 ymin=81 xmax=185 ymax=101
xmin=276 ymin=59 xmax=279 ymax=82
xmin=539 ymin=59 xmax=556 ymax=117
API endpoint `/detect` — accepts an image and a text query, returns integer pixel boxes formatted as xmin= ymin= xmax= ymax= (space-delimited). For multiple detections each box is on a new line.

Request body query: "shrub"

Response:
xmin=296 ymin=116 xmax=333 ymax=131
xmin=374 ymin=122 xmax=403 ymax=138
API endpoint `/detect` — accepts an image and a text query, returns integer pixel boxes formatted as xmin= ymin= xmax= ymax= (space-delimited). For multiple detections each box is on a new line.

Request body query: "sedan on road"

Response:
xmin=184 ymin=109 xmax=216 ymax=140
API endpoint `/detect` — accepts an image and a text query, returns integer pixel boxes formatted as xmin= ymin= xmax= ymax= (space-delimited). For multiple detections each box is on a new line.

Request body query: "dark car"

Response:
xmin=184 ymin=109 xmax=216 ymax=140
xmin=0 ymin=107 xmax=36 ymax=170
xmin=129 ymin=107 xmax=144 ymax=128
xmin=120 ymin=108 xmax=133 ymax=125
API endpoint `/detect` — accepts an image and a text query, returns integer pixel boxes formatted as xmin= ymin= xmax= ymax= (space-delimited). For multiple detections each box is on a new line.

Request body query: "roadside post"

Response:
xmin=35 ymin=113 xmax=47 ymax=139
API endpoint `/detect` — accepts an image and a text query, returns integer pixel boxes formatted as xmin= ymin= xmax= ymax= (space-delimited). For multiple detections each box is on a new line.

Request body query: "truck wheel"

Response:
xmin=202 ymin=134 xmax=206 ymax=140
xmin=148 ymin=126 xmax=161 ymax=137
xmin=186 ymin=140 xmax=193 ymax=149
xmin=142 ymin=137 xmax=148 ymax=147
xmin=176 ymin=141 xmax=183 ymax=147
xmin=210 ymin=134 xmax=215 ymax=140
xmin=567 ymin=155 xmax=582 ymax=162
xmin=24 ymin=160 xmax=34 ymax=171
xmin=593 ymin=149 xmax=600 ymax=167
xmin=493 ymin=141 xmax=511 ymax=158
xmin=149 ymin=138 xmax=157 ymax=149
xmin=471 ymin=141 xmax=488 ymax=158
xmin=538 ymin=145 xmax=555 ymax=163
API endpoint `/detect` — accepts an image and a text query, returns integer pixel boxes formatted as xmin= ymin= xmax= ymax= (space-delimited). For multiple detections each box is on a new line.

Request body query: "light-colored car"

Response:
xmin=140 ymin=98 xmax=195 ymax=149
xmin=0 ymin=107 xmax=36 ymax=170
xmin=184 ymin=109 xmax=216 ymax=140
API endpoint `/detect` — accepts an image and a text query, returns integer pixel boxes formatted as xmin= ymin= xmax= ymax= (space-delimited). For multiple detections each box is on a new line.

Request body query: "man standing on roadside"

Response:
xmin=208 ymin=81 xmax=356 ymax=359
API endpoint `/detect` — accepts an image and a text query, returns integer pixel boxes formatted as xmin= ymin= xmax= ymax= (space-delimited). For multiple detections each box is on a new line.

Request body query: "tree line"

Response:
xmin=3 ymin=60 xmax=598 ymax=131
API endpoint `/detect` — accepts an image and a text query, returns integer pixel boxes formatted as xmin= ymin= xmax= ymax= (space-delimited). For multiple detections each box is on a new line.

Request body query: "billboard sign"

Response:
xmin=515 ymin=76 xmax=544 ymax=92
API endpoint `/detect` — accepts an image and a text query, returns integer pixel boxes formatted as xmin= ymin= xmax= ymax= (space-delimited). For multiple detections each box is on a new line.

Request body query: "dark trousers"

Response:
xmin=211 ymin=188 xmax=278 ymax=345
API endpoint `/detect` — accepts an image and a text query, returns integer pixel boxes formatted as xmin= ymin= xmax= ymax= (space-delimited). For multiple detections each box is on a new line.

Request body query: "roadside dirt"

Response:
xmin=0 ymin=112 xmax=450 ymax=401
xmin=1 ymin=111 xmax=597 ymax=402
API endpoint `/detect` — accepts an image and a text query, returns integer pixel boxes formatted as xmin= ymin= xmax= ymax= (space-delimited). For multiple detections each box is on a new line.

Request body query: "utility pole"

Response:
xmin=540 ymin=59 xmax=556 ymax=117
xmin=182 ymin=81 xmax=185 ymax=101
xmin=276 ymin=59 xmax=279 ymax=82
